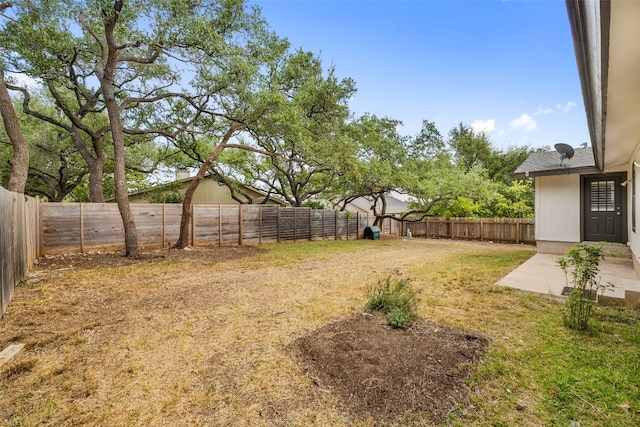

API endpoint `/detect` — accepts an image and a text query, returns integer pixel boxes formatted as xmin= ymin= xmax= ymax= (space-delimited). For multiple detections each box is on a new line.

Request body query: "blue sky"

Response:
xmin=252 ymin=0 xmax=588 ymax=151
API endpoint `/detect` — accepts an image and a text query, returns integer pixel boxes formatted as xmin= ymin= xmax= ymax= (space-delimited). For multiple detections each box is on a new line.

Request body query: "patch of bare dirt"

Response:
xmin=289 ymin=311 xmax=490 ymax=425
xmin=34 ymin=245 xmax=265 ymax=270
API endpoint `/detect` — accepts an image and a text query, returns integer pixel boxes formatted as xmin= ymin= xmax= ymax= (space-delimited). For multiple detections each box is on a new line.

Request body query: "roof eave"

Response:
xmin=514 ymin=165 xmax=601 ymax=179
xmin=565 ymin=0 xmax=610 ymax=172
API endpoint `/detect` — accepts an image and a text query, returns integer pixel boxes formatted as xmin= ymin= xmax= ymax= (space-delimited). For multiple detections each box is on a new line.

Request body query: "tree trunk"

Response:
xmin=0 ymin=70 xmax=29 ymax=193
xmin=372 ymin=193 xmax=387 ymax=228
xmin=70 ymin=127 xmax=105 ymax=202
xmin=87 ymin=162 xmax=105 ymax=203
xmin=92 ymin=0 xmax=138 ymax=257
xmin=102 ymin=82 xmax=138 ymax=256
xmin=175 ymin=123 xmax=239 ymax=249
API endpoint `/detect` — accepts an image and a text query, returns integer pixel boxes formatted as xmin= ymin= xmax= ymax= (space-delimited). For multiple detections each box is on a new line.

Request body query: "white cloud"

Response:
xmin=509 ymin=113 xmax=537 ymax=132
xmin=562 ymin=101 xmax=577 ymax=113
xmin=533 ymin=106 xmax=554 ymax=116
xmin=471 ymin=119 xmax=496 ymax=134
xmin=531 ymin=102 xmax=578 ymax=117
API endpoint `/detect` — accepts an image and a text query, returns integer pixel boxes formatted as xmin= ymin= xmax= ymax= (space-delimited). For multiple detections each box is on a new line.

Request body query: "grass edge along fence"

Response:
xmin=396 ymin=216 xmax=535 ymax=244
xmin=40 ymin=203 xmax=373 ymax=255
xmin=0 ymin=186 xmax=39 ymax=319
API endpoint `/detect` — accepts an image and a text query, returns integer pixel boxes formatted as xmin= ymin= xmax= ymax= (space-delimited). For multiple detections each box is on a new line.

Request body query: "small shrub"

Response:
xmin=385 ymin=306 xmax=416 ymax=329
xmin=556 ymin=242 xmax=614 ymax=331
xmin=366 ymin=276 xmax=418 ymax=329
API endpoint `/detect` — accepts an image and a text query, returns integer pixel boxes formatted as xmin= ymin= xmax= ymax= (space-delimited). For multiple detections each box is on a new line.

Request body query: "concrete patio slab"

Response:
xmin=497 ymin=253 xmax=640 ymax=305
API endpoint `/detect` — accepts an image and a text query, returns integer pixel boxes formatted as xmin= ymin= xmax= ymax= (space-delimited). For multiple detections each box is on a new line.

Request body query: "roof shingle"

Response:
xmin=514 ymin=147 xmax=598 ymax=178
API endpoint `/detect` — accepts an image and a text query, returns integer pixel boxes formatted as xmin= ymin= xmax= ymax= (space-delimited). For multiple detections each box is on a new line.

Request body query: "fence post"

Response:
xmin=293 ymin=207 xmax=297 ymax=242
xmin=346 ymin=213 xmax=349 ymax=240
xmin=335 ymin=210 xmax=338 ymax=240
xmin=516 ymin=220 xmax=521 ymax=244
xmin=322 ymin=209 xmax=325 ymax=240
xmin=191 ymin=205 xmax=196 ymax=247
xmin=162 ymin=203 xmax=166 ymax=248
xmin=277 ymin=206 xmax=281 ymax=243
xmin=259 ymin=205 xmax=263 ymax=245
xmin=238 ymin=204 xmax=243 ymax=246
xmin=309 ymin=208 xmax=312 ymax=241
xmin=80 ymin=203 xmax=84 ymax=253
xmin=218 ymin=204 xmax=222 ymax=246
xmin=38 ymin=199 xmax=43 ymax=256
xmin=356 ymin=212 xmax=360 ymax=239
xmin=480 ymin=218 xmax=484 ymax=242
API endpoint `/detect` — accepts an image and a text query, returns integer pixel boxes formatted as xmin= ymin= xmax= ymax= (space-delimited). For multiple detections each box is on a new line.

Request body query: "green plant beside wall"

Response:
xmin=366 ymin=275 xmax=418 ymax=329
xmin=556 ymin=242 xmax=614 ymax=331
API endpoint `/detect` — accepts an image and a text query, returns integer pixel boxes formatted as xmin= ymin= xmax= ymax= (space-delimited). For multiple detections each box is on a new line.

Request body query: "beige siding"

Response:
xmin=130 ymin=178 xmax=281 ymax=205
xmin=535 ymin=174 xmax=581 ymax=243
xmin=188 ymin=180 xmax=237 ymax=204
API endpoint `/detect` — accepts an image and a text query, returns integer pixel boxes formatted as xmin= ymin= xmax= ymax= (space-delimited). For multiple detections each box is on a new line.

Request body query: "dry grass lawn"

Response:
xmin=0 ymin=238 xmax=537 ymax=426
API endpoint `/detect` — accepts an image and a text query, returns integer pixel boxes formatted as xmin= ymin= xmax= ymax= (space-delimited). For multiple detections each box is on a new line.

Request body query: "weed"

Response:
xmin=366 ymin=276 xmax=418 ymax=329
xmin=385 ymin=307 xmax=414 ymax=329
xmin=556 ymin=242 xmax=614 ymax=331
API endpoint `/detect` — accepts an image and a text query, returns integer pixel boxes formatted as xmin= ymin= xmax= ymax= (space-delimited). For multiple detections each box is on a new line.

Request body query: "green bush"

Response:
xmin=385 ymin=306 xmax=415 ymax=329
xmin=556 ymin=242 xmax=614 ymax=331
xmin=366 ymin=276 xmax=418 ymax=329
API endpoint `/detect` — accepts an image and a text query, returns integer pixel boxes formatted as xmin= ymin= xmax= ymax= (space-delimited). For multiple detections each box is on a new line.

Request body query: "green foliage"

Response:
xmin=302 ymin=199 xmax=325 ymax=209
xmin=447 ymin=123 xmax=534 ymax=185
xmin=556 ymin=242 xmax=614 ymax=331
xmin=408 ymin=163 xmax=494 ymax=217
xmin=488 ymin=145 xmax=535 ymax=185
xmin=366 ymin=276 xmax=418 ymax=329
xmin=385 ymin=306 xmax=416 ymax=329
xmin=146 ymin=191 xmax=184 ymax=204
xmin=481 ymin=179 xmax=534 ymax=218
xmin=0 ymin=94 xmax=94 ymax=200
xmin=329 ymin=115 xmax=409 ymax=212
xmin=202 ymin=48 xmax=357 ymax=207
xmin=448 ymin=123 xmax=493 ymax=171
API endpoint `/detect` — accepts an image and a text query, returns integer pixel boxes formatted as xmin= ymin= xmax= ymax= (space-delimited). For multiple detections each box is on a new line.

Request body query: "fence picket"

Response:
xmin=38 ymin=204 xmax=371 ymax=254
xmin=395 ymin=217 xmax=534 ymax=243
xmin=1 ymin=187 xmax=39 ymax=319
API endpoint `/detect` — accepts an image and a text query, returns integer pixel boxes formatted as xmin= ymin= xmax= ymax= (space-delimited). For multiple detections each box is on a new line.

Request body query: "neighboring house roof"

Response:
xmin=514 ymin=147 xmax=599 ymax=178
xmin=342 ymin=195 xmax=409 ymax=215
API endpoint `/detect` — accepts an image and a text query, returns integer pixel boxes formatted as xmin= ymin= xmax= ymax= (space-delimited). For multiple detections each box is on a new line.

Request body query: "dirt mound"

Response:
xmin=289 ymin=312 xmax=490 ymax=425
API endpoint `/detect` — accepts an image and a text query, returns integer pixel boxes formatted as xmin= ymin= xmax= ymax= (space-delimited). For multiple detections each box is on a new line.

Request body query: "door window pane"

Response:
xmin=590 ymin=180 xmax=615 ymax=212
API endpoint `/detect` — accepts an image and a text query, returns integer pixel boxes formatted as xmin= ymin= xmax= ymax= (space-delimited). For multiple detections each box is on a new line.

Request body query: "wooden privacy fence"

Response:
xmin=0 ymin=187 xmax=39 ymax=319
xmin=40 ymin=203 xmax=373 ymax=255
xmin=397 ymin=217 xmax=535 ymax=243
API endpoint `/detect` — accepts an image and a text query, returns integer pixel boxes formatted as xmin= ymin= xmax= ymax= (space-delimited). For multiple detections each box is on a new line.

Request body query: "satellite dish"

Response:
xmin=555 ymin=143 xmax=575 ymax=166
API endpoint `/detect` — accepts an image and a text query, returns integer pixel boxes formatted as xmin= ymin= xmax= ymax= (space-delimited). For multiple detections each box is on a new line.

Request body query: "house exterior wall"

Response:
xmin=343 ymin=204 xmax=368 ymax=214
xmin=129 ymin=178 xmax=281 ymax=205
xmin=186 ymin=179 xmax=238 ymax=204
xmin=627 ymin=158 xmax=640 ymax=272
xmin=535 ymin=174 xmax=581 ymax=253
